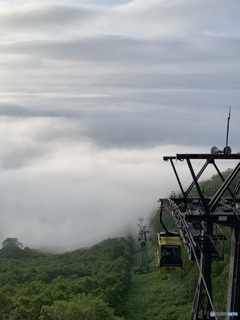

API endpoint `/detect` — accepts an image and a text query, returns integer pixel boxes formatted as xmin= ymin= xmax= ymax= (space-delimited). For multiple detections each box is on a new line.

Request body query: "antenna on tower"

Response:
xmin=224 ymin=106 xmax=231 ymax=154
xmin=211 ymin=107 xmax=232 ymax=154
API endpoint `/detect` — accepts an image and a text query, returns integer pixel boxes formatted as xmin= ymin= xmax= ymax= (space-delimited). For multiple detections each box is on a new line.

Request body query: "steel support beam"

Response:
xmin=185 ymin=160 xmax=210 ymax=197
xmin=190 ymin=223 xmax=214 ymax=320
xmin=168 ymin=157 xmax=186 ymax=198
xmin=162 ymin=152 xmax=240 ymax=320
xmin=212 ymin=162 xmax=234 ymax=198
xmin=208 ymin=161 xmax=240 ymax=213
xmin=226 ymin=227 xmax=240 ymax=319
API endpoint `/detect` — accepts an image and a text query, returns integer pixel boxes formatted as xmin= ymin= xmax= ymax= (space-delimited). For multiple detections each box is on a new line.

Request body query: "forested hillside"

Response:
xmin=0 ymin=168 xmax=235 ymax=319
xmin=0 ymin=237 xmax=133 ymax=319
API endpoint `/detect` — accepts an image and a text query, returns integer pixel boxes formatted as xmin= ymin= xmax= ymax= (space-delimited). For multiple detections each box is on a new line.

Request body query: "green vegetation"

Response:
xmin=0 ymin=232 xmax=230 ymax=319
xmin=0 ymin=168 xmax=234 ymax=319
xmin=0 ymin=237 xmax=132 ymax=319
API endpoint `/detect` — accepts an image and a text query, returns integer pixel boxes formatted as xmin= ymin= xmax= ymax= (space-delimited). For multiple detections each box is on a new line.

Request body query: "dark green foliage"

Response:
xmin=40 ymin=294 xmax=124 ymax=320
xmin=0 ymin=245 xmax=28 ymax=259
xmin=0 ymin=237 xmax=133 ymax=319
xmin=2 ymin=238 xmax=23 ymax=248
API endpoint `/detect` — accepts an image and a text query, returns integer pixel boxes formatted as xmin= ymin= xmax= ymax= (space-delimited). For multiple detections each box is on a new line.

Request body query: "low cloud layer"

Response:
xmin=0 ymin=0 xmax=239 ymax=249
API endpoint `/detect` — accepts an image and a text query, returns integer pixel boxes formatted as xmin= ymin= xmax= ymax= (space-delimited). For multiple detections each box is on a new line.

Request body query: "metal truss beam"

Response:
xmin=190 ymin=249 xmax=213 ymax=320
xmin=226 ymin=227 xmax=240 ymax=319
xmin=161 ymin=152 xmax=240 ymax=320
xmin=208 ymin=161 xmax=240 ymax=212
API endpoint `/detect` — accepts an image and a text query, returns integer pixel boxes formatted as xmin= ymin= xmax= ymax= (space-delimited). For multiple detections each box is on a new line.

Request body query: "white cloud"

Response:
xmin=0 ymin=117 xmax=185 ymax=249
xmin=0 ymin=114 xmax=235 ymax=249
xmin=0 ymin=0 xmax=239 ymax=249
xmin=1 ymin=0 xmax=240 ymax=41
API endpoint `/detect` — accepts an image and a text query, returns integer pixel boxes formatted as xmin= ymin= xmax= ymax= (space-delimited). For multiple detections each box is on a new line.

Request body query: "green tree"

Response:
xmin=39 ymin=294 xmax=124 ymax=320
xmin=2 ymin=238 xmax=23 ymax=248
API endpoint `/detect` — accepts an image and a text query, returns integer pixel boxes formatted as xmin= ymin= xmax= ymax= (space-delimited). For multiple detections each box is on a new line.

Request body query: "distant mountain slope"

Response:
xmin=0 ymin=237 xmax=133 ymax=319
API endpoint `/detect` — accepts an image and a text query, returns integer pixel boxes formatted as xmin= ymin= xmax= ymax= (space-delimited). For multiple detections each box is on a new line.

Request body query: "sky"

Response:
xmin=0 ymin=0 xmax=240 ymax=250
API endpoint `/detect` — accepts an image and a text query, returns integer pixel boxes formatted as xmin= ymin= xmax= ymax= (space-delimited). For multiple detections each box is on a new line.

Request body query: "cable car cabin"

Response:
xmin=156 ymin=232 xmax=182 ymax=274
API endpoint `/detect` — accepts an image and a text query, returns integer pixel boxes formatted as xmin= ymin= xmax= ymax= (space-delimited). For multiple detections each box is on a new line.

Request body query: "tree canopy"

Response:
xmin=2 ymin=238 xmax=23 ymax=248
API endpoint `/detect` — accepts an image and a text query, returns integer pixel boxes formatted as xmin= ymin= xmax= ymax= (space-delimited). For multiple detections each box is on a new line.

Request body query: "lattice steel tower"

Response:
xmin=160 ymin=150 xmax=240 ymax=320
xmin=138 ymin=217 xmax=152 ymax=273
xmin=158 ymin=109 xmax=240 ymax=319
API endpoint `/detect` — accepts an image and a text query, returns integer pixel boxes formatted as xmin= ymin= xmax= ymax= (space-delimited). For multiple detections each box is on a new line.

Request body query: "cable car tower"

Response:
xmin=138 ymin=217 xmax=152 ymax=273
xmin=158 ymin=108 xmax=240 ymax=319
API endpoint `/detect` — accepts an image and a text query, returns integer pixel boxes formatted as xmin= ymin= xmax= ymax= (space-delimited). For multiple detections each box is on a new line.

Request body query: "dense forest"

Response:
xmin=0 ymin=169 xmax=235 ymax=319
xmin=0 ymin=237 xmax=132 ymax=319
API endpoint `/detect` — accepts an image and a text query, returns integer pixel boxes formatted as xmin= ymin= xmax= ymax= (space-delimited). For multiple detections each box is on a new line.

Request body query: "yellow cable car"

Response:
xmin=156 ymin=231 xmax=182 ymax=274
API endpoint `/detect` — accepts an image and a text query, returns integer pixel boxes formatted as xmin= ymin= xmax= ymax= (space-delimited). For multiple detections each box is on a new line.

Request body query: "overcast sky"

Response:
xmin=0 ymin=0 xmax=240 ymax=250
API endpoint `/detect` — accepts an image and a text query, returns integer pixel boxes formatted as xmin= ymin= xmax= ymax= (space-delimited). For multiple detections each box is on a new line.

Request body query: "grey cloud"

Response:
xmin=1 ymin=36 xmax=149 ymax=63
xmin=1 ymin=0 xmax=240 ymax=41
xmin=94 ymin=72 xmax=240 ymax=91
xmin=0 ymin=104 xmax=35 ymax=117
xmin=3 ymin=35 xmax=240 ymax=64
xmin=0 ymin=101 xmax=235 ymax=151
xmin=0 ymin=103 xmax=79 ymax=118
xmin=120 ymin=0 xmax=240 ymax=37
xmin=0 ymin=0 xmax=240 ymax=249
xmin=0 ymin=146 xmax=45 ymax=170
xmin=78 ymin=106 xmax=237 ymax=149
xmin=0 ymin=3 xmax=99 ymax=30
xmin=1 ymin=62 xmax=239 ymax=151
